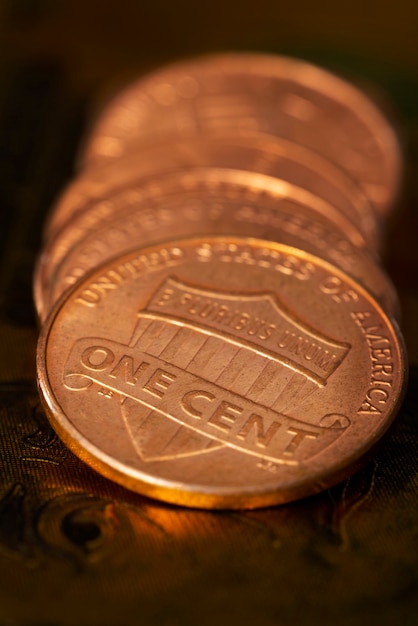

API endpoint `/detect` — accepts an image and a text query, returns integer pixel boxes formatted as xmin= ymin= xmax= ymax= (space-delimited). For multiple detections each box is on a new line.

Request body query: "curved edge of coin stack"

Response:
xmin=34 ymin=52 xmax=408 ymax=510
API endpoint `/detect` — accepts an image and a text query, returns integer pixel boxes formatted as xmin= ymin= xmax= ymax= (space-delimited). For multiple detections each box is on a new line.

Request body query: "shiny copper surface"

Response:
xmin=37 ymin=237 xmax=407 ymax=509
xmin=34 ymin=168 xmax=377 ymax=320
xmin=46 ymin=134 xmax=378 ymax=246
xmin=81 ymin=53 xmax=402 ymax=219
xmin=34 ymin=170 xmax=399 ymax=322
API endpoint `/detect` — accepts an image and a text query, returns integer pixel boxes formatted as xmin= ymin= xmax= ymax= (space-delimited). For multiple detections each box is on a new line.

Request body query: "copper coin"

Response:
xmin=81 ymin=53 xmax=402 ymax=219
xmin=37 ymin=236 xmax=407 ymax=509
xmin=34 ymin=168 xmax=373 ymax=321
xmin=35 ymin=169 xmax=399 ymax=322
xmin=46 ymin=133 xmax=378 ymax=246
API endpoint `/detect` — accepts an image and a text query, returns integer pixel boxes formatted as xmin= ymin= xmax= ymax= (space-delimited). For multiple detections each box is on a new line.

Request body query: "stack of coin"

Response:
xmin=35 ymin=53 xmax=407 ymax=509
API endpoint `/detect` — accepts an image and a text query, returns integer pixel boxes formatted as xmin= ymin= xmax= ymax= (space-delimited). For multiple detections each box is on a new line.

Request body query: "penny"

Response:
xmin=80 ymin=53 xmax=402 ymax=219
xmin=46 ymin=133 xmax=378 ymax=246
xmin=34 ymin=169 xmax=399 ymax=322
xmin=34 ymin=168 xmax=375 ymax=321
xmin=37 ymin=236 xmax=407 ymax=509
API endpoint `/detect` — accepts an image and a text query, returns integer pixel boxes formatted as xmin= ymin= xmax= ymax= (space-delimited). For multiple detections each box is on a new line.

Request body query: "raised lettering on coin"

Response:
xmin=37 ymin=238 xmax=406 ymax=509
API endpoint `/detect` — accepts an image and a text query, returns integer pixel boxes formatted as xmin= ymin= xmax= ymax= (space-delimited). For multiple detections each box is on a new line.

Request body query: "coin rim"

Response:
xmin=34 ymin=166 xmax=372 ymax=321
xmin=82 ymin=52 xmax=403 ymax=217
xmin=36 ymin=237 xmax=408 ymax=509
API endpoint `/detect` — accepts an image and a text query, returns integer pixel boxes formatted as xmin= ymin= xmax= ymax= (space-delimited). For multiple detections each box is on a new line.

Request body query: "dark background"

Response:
xmin=0 ymin=2 xmax=417 ymax=625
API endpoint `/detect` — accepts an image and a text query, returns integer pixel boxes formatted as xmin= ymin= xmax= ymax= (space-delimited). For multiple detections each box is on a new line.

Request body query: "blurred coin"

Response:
xmin=46 ymin=133 xmax=378 ymax=246
xmin=34 ymin=168 xmax=374 ymax=320
xmin=35 ymin=169 xmax=399 ymax=322
xmin=37 ymin=236 xmax=407 ymax=509
xmin=81 ymin=53 xmax=402 ymax=219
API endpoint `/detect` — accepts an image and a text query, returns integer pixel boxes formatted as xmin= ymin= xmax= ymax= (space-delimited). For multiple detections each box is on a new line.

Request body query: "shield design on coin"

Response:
xmin=116 ymin=277 xmax=350 ymax=463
